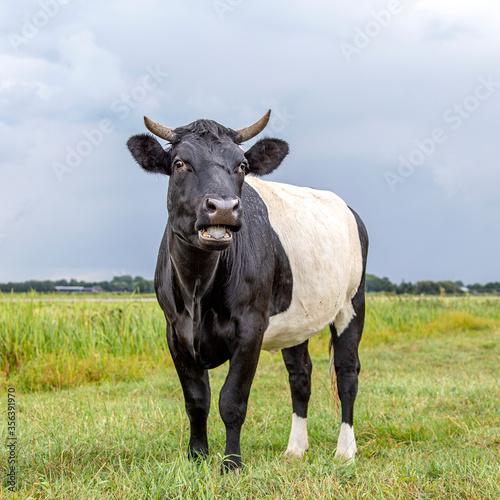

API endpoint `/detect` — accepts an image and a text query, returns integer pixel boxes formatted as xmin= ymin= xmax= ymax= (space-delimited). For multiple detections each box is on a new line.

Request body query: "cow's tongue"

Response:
xmin=206 ymin=225 xmax=228 ymax=239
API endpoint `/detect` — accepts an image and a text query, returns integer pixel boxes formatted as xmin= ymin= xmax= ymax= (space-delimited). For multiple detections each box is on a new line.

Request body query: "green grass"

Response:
xmin=1 ymin=295 xmax=499 ymax=498
xmin=0 ymin=294 xmax=168 ymax=391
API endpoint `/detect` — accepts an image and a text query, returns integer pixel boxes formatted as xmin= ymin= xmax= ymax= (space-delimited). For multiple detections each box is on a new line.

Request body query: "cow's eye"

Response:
xmin=236 ymin=161 xmax=248 ymax=173
xmin=174 ymin=160 xmax=185 ymax=170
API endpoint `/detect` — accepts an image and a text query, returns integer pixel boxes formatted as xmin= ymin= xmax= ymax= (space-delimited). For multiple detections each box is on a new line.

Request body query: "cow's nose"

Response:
xmin=205 ymin=197 xmax=241 ymax=226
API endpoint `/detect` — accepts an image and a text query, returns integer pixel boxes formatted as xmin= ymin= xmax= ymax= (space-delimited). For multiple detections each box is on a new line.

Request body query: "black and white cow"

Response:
xmin=127 ymin=110 xmax=368 ymax=472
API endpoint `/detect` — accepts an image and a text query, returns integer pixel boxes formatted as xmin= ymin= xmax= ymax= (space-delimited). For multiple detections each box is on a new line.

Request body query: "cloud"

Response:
xmin=416 ymin=0 xmax=500 ymax=18
xmin=1 ymin=0 xmax=499 ymax=284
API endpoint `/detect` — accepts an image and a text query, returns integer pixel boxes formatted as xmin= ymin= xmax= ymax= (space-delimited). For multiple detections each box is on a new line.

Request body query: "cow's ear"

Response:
xmin=127 ymin=134 xmax=171 ymax=175
xmin=244 ymin=138 xmax=289 ymax=176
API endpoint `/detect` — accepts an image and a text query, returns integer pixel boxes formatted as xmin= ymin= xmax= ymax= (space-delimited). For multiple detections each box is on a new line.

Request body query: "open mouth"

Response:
xmin=198 ymin=225 xmax=233 ymax=244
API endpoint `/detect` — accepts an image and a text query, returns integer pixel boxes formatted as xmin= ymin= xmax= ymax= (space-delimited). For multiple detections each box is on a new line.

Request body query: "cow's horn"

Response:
xmin=143 ymin=116 xmax=177 ymax=142
xmin=235 ymin=110 xmax=271 ymax=143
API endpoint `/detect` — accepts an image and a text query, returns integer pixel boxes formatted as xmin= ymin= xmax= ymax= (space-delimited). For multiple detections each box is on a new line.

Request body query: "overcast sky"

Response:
xmin=1 ymin=0 xmax=499 ymax=285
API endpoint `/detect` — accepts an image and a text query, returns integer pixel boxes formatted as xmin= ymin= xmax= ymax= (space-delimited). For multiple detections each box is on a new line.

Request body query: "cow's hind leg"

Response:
xmin=281 ymin=340 xmax=312 ymax=459
xmin=330 ymin=283 xmax=365 ymax=461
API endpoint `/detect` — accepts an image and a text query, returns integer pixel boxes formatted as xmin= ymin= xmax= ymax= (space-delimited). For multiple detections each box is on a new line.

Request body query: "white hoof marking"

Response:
xmin=335 ymin=423 xmax=357 ymax=461
xmin=284 ymin=413 xmax=308 ymax=459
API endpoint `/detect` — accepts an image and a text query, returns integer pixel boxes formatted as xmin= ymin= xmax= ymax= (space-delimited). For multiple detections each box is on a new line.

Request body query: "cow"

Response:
xmin=127 ymin=110 xmax=368 ymax=472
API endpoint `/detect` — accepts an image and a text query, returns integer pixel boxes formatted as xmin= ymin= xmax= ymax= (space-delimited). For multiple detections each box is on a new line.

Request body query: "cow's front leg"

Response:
xmin=218 ymin=338 xmax=262 ymax=473
xmin=167 ymin=325 xmax=211 ymax=461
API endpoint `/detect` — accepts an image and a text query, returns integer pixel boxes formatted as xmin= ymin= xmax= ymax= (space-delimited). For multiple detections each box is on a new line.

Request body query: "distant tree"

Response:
xmin=484 ymin=282 xmax=500 ymax=292
xmin=95 ymin=280 xmax=108 ymax=292
xmin=122 ymin=275 xmax=133 ymax=285
xmin=467 ymin=282 xmax=500 ymax=294
xmin=416 ymin=281 xmax=441 ymax=295
xmin=109 ymin=275 xmax=133 ymax=292
xmin=134 ymin=279 xmax=154 ymax=294
xmin=468 ymin=283 xmax=483 ymax=291
xmin=438 ymin=281 xmax=463 ymax=295
xmin=1 ymin=274 xmax=495 ymax=296
xmin=0 ymin=276 xmax=156 ymax=293
xmin=395 ymin=280 xmax=416 ymax=295
xmin=365 ymin=274 xmax=395 ymax=293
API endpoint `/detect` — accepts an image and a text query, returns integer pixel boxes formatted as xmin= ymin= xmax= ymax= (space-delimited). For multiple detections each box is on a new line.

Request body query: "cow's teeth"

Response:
xmin=206 ymin=226 xmax=227 ymax=239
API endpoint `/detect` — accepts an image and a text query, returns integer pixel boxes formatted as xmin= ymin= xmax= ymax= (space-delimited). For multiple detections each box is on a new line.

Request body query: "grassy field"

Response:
xmin=0 ymin=294 xmax=499 ymax=498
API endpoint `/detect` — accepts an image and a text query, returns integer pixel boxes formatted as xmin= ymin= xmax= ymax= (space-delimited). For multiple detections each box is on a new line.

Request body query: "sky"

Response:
xmin=0 ymin=0 xmax=499 ymax=285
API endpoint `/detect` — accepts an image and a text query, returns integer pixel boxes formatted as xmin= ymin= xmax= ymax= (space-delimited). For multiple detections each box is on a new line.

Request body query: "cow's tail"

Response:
xmin=329 ymin=338 xmax=340 ymax=420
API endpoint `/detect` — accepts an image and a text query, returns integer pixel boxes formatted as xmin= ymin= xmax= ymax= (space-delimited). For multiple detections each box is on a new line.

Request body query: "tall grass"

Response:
xmin=1 ymin=294 xmax=499 ymax=391
xmin=363 ymin=296 xmax=500 ymax=347
xmin=0 ymin=294 xmax=168 ymax=391
xmin=309 ymin=295 xmax=500 ymax=356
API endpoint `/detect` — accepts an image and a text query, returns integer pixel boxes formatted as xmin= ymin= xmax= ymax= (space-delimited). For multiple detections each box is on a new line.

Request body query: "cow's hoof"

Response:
xmin=188 ymin=447 xmax=208 ymax=462
xmin=284 ymin=446 xmax=308 ymax=460
xmin=221 ymin=455 xmax=242 ymax=474
xmin=334 ymin=446 xmax=357 ymax=463
xmin=335 ymin=423 xmax=357 ymax=462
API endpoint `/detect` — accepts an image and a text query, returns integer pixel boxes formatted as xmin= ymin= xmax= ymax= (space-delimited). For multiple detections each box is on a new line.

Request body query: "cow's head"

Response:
xmin=127 ymin=110 xmax=289 ymax=251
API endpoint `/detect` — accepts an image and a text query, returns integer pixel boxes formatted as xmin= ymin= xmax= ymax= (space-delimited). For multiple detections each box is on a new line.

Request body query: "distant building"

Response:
xmin=55 ymin=286 xmax=103 ymax=293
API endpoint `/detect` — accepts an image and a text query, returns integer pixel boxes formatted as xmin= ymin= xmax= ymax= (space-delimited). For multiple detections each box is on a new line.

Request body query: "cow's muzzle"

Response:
xmin=197 ymin=196 xmax=242 ymax=249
